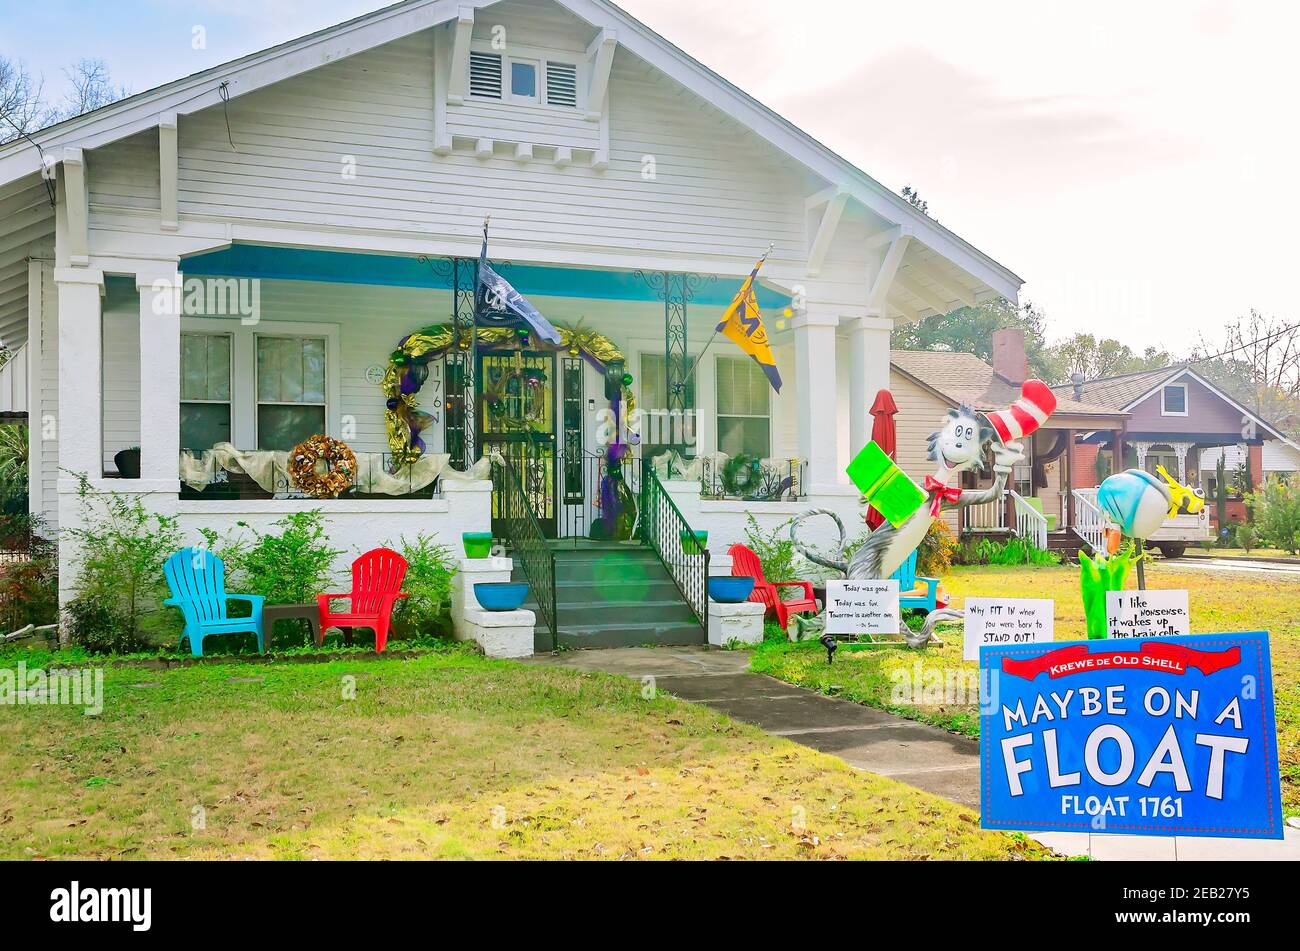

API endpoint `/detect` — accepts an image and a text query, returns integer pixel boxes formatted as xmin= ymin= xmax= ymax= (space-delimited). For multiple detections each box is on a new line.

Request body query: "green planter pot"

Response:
xmin=462 ymin=532 xmax=493 ymax=559
xmin=680 ymin=529 xmax=708 ymax=555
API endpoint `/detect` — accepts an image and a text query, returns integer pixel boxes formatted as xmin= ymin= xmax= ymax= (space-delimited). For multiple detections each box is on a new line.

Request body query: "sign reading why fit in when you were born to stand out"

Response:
xmin=963 ymin=598 xmax=1055 ymax=661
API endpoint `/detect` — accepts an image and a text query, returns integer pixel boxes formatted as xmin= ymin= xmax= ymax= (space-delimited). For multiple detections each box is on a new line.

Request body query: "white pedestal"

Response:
xmin=451 ymin=557 xmax=535 ymax=657
xmin=452 ymin=557 xmax=528 ymax=650
xmin=708 ymin=599 xmax=766 ymax=647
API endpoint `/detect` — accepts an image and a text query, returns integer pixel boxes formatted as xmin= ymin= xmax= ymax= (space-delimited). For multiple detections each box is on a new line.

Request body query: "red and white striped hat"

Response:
xmin=984 ymin=379 xmax=1057 ymax=444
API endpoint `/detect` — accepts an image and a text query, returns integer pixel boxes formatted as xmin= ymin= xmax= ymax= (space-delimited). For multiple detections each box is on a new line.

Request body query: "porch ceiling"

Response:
xmin=181 ymin=243 xmax=793 ymax=310
xmin=0 ymin=172 xmax=56 ymax=350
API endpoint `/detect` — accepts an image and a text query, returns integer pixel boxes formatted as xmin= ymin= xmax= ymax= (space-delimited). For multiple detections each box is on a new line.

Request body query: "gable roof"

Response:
xmin=890 ymin=350 xmax=1126 ymax=421
xmin=1052 ymin=364 xmax=1290 ymax=441
xmin=0 ymin=0 xmax=1021 ymax=300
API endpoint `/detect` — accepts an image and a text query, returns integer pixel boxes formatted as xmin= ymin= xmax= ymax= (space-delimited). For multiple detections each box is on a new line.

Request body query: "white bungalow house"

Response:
xmin=0 ymin=0 xmax=1022 ymax=649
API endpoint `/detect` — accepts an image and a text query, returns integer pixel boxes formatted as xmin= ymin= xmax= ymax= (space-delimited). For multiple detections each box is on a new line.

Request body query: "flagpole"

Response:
xmin=677 ymin=244 xmax=774 ymax=391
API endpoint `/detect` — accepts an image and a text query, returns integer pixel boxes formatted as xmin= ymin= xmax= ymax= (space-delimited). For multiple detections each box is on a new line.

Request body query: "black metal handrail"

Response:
xmin=492 ymin=452 xmax=558 ymax=651
xmin=639 ymin=458 xmax=708 ymax=642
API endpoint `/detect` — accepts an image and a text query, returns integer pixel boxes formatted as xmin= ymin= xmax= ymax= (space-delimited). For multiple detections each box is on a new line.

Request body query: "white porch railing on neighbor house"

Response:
xmin=1072 ymin=487 xmax=1107 ymax=556
xmin=1009 ymin=490 xmax=1048 ymax=550
xmin=964 ymin=495 xmax=1008 ymax=533
xmin=0 ymin=345 xmax=26 ymax=415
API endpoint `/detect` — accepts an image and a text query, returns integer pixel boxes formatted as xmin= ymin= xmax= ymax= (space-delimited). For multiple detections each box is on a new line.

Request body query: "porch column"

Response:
xmin=848 ymin=313 xmax=892 ymax=455
xmin=1112 ymin=428 xmax=1125 ymax=475
xmin=55 ymin=267 xmax=105 ymax=479
xmin=1064 ymin=430 xmax=1075 ymax=528
xmin=794 ymin=308 xmax=840 ymax=489
xmin=137 ymin=266 xmax=182 ymax=483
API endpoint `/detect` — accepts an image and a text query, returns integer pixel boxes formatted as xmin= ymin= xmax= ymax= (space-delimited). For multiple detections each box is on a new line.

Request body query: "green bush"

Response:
xmin=64 ymin=473 xmax=183 ymax=647
xmin=917 ymin=520 xmax=959 ymax=576
xmin=956 ymin=534 xmax=1060 ymax=566
xmin=63 ymin=594 xmax=149 ymax=654
xmin=0 ymin=527 xmax=58 ymax=630
xmin=1247 ymin=477 xmax=1300 ymax=554
xmin=201 ymin=510 xmax=344 ymax=648
xmin=387 ymin=533 xmax=457 ymax=638
xmin=1233 ymin=522 xmax=1256 ymax=554
xmin=743 ymin=513 xmax=797 ymax=582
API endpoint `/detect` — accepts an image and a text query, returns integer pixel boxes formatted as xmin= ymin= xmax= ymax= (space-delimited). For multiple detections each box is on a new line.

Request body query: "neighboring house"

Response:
xmin=1199 ymin=439 xmax=1300 ymax=486
xmin=0 ymin=0 xmax=1023 ymax=646
xmin=888 ymin=329 xmax=1129 ymax=555
xmin=1050 ymin=364 xmax=1292 ymax=548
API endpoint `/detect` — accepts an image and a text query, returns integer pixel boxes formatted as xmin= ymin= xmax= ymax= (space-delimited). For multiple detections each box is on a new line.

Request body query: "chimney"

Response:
xmin=991 ymin=327 xmax=1027 ymax=385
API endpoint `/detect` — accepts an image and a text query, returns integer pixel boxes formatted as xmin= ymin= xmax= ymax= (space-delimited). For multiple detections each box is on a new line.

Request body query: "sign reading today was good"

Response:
xmin=824 ymin=579 xmax=899 ymax=635
xmin=963 ymin=598 xmax=1055 ymax=661
xmin=980 ymin=631 xmax=1283 ymax=839
xmin=1107 ymin=589 xmax=1191 ymax=639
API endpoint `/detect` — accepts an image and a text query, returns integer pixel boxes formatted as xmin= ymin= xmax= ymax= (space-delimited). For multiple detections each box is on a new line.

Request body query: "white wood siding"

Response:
xmin=102 ymin=278 xmax=141 ymax=471
xmin=888 ymin=369 xmax=959 ymax=532
xmin=37 ymin=264 xmax=58 ymax=530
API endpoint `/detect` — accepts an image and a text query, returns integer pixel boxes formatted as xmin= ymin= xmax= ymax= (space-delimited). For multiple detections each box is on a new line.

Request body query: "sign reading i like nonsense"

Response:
xmin=1106 ymin=589 xmax=1191 ymax=639
xmin=980 ymin=632 xmax=1283 ymax=839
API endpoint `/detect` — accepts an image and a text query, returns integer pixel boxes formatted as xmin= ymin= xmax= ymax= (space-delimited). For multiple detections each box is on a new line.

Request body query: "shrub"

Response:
xmin=64 ymin=473 xmax=183 ymax=646
xmin=1247 ymin=477 xmax=1300 ymax=554
xmin=956 ymin=535 xmax=1060 ymax=566
xmin=1233 ymin=522 xmax=1256 ymax=554
xmin=0 ymin=529 xmax=58 ymax=631
xmin=63 ymin=593 xmax=149 ymax=655
xmin=742 ymin=513 xmax=797 ymax=582
xmin=916 ymin=520 xmax=958 ymax=576
xmin=387 ymin=533 xmax=456 ymax=638
xmin=202 ymin=510 xmax=344 ymax=648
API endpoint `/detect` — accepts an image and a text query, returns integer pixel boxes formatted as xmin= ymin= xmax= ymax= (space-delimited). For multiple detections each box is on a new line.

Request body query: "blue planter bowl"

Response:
xmin=709 ymin=576 xmax=755 ymax=604
xmin=474 ymin=581 xmax=530 ymax=612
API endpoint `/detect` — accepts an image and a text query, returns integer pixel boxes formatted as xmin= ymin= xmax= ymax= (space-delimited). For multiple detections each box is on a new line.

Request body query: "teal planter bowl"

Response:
xmin=680 ymin=529 xmax=708 ymax=555
xmin=462 ymin=532 xmax=493 ymax=559
xmin=709 ymin=576 xmax=754 ymax=603
xmin=474 ymin=581 xmax=530 ymax=612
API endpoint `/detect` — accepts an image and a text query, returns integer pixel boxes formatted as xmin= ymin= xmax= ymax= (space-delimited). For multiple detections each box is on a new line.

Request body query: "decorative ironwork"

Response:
xmin=420 ymin=255 xmax=479 ymax=468
xmin=561 ymin=357 xmax=584 ymax=504
xmin=177 ymin=452 xmax=442 ymax=501
xmin=639 ymin=458 xmax=708 ymax=641
xmin=635 ymin=270 xmax=716 ymax=451
xmin=492 ymin=453 xmax=557 ymax=651
xmin=699 ymin=457 xmax=806 ymax=502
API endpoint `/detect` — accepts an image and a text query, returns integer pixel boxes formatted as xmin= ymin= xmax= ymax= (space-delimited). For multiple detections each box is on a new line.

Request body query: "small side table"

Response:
xmin=262 ymin=602 xmax=340 ymax=648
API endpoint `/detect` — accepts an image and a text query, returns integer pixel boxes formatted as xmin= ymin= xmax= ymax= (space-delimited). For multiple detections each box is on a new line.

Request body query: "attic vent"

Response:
xmin=469 ymin=51 xmax=503 ymax=99
xmin=545 ymin=62 xmax=578 ymax=108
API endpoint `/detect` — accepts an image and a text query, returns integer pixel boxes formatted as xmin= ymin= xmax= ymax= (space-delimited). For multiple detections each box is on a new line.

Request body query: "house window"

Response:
xmin=639 ymin=352 xmax=696 ymax=458
xmin=1144 ymin=444 xmax=1181 ymax=479
xmin=510 ymin=59 xmax=538 ymax=102
xmin=256 ymin=336 xmax=327 ymax=450
xmin=180 ymin=333 xmax=232 ymax=451
xmin=468 ymin=48 xmax=580 ymax=109
xmin=1161 ymin=383 xmax=1188 ymax=416
xmin=716 ymin=355 xmax=770 ymax=458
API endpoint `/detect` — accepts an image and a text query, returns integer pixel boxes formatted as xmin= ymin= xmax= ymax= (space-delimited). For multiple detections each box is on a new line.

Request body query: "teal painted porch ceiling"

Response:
xmin=182 ymin=244 xmax=792 ymax=311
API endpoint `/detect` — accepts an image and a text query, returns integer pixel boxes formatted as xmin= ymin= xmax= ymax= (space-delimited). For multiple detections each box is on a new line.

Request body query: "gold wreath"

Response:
xmin=288 ymin=435 xmax=357 ymax=499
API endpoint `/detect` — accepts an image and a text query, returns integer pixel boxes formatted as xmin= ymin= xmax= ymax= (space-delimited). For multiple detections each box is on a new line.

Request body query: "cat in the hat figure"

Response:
xmin=790 ymin=381 xmax=1057 ymax=645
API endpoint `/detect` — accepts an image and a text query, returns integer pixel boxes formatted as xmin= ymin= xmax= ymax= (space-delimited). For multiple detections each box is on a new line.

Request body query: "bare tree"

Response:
xmin=1194 ymin=310 xmax=1300 ymax=435
xmin=61 ymin=58 xmax=128 ymax=117
xmin=0 ymin=55 xmax=57 ymax=143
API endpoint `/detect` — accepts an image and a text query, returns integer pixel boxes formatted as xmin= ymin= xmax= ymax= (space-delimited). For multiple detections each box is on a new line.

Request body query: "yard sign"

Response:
xmin=980 ymin=632 xmax=1282 ymax=839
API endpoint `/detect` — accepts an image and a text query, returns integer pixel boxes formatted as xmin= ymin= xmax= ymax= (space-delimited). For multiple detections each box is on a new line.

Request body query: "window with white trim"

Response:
xmin=1161 ymin=383 xmax=1188 ymax=416
xmin=468 ymin=48 xmax=581 ymax=109
xmin=716 ymin=355 xmax=771 ymax=458
xmin=639 ymin=352 xmax=697 ymax=459
xmin=180 ymin=333 xmax=232 ymax=451
xmin=256 ymin=335 xmax=327 ymax=450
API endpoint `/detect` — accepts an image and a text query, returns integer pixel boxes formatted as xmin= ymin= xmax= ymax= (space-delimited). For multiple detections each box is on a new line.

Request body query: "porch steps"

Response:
xmin=514 ymin=543 xmax=705 ymax=650
xmin=1046 ymin=530 xmax=1088 ymax=563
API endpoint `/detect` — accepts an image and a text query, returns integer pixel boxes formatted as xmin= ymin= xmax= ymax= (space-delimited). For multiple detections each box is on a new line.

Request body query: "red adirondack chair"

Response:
xmin=316 ymin=547 xmax=409 ymax=652
xmin=728 ymin=543 xmax=820 ymax=631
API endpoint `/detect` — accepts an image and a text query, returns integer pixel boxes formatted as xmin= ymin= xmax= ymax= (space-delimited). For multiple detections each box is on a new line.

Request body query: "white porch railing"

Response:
xmin=1072 ymin=487 xmax=1107 ymax=555
xmin=0 ymin=345 xmax=26 ymax=415
xmin=1009 ymin=490 xmax=1048 ymax=550
xmin=963 ymin=494 xmax=1007 ymax=532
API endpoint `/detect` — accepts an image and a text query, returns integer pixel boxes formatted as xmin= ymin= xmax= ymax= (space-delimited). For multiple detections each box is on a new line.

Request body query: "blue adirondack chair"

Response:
xmin=163 ymin=548 xmax=265 ymax=657
xmin=891 ymin=551 xmax=945 ymax=612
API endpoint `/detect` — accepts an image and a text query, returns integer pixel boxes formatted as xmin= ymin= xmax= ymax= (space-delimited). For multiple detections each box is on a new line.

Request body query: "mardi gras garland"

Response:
xmin=383 ymin=323 xmax=634 ymax=464
xmin=288 ymin=434 xmax=357 ymax=499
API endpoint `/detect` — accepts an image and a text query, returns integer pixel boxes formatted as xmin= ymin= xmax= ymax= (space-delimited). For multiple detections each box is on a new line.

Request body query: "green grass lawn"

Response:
xmin=752 ymin=563 xmax=1300 ymax=816
xmin=0 ymin=643 xmax=1047 ymax=860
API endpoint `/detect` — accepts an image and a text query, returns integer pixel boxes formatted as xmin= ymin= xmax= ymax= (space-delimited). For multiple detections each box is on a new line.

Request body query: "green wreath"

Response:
xmin=721 ymin=453 xmax=763 ymax=497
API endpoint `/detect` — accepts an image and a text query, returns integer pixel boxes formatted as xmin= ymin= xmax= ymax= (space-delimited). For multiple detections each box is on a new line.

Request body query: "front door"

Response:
xmin=478 ymin=350 xmax=558 ymax=537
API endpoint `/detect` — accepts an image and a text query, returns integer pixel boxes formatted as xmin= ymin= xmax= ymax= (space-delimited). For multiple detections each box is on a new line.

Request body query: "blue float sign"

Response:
xmin=980 ymin=632 xmax=1282 ymax=839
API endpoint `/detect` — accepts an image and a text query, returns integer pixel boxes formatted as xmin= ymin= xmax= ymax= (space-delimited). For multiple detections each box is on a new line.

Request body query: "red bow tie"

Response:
xmin=924 ymin=475 xmax=963 ymax=516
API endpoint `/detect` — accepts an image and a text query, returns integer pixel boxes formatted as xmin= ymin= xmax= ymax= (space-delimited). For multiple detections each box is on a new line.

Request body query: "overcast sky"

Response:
xmin=6 ymin=0 xmax=1296 ymax=351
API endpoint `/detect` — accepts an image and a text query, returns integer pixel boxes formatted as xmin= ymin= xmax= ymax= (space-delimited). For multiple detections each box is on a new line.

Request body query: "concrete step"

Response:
xmin=556 ymin=618 xmax=705 ymax=649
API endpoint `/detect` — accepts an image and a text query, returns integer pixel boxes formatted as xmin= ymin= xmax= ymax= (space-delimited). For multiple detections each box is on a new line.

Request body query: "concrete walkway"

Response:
xmin=529 ymin=645 xmax=1300 ymax=861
